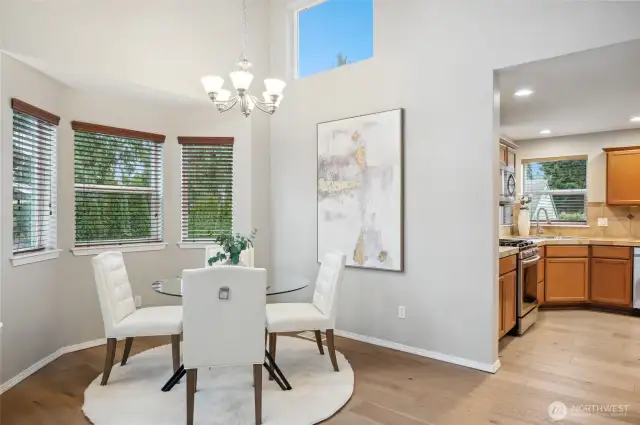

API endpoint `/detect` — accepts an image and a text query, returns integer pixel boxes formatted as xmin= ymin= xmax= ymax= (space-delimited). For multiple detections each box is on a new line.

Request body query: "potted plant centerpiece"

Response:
xmin=518 ymin=195 xmax=532 ymax=236
xmin=208 ymin=229 xmax=257 ymax=266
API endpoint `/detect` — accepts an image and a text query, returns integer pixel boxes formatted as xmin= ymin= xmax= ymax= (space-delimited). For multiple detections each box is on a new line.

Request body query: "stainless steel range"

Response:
xmin=499 ymin=239 xmax=540 ymax=335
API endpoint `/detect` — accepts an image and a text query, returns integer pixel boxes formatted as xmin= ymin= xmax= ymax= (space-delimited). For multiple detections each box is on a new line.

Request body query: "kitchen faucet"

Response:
xmin=536 ymin=208 xmax=551 ymax=235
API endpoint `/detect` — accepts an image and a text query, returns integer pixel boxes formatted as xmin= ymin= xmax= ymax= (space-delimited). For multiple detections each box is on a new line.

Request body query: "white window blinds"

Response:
xmin=72 ymin=121 xmax=165 ymax=246
xmin=179 ymin=137 xmax=234 ymax=242
xmin=12 ymin=99 xmax=60 ymax=254
xmin=522 ymin=156 xmax=587 ymax=224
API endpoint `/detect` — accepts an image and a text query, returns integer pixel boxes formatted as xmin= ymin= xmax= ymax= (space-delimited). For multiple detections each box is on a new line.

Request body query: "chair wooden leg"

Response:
xmin=314 ymin=330 xmax=325 ymax=355
xmin=186 ymin=369 xmax=197 ymax=425
xmin=253 ymin=364 xmax=262 ymax=425
xmin=100 ymin=338 xmax=117 ymax=386
xmin=268 ymin=333 xmax=277 ymax=381
xmin=326 ymin=329 xmax=339 ymax=372
xmin=120 ymin=337 xmax=134 ymax=366
xmin=171 ymin=334 xmax=181 ymax=373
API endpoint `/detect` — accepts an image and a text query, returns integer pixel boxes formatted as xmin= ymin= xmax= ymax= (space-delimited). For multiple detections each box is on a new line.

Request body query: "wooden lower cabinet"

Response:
xmin=590 ymin=257 xmax=632 ymax=306
xmin=498 ymin=269 xmax=517 ymax=339
xmin=502 ymin=270 xmax=517 ymax=333
xmin=498 ymin=277 xmax=505 ymax=337
xmin=545 ymin=258 xmax=589 ymax=303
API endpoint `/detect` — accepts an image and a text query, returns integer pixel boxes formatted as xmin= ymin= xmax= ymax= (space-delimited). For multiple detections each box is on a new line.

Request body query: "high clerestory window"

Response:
xmin=296 ymin=0 xmax=374 ymax=78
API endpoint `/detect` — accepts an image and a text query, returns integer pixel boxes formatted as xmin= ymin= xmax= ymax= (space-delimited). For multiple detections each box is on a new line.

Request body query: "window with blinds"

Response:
xmin=179 ymin=137 xmax=234 ymax=242
xmin=522 ymin=156 xmax=587 ymax=224
xmin=12 ymin=99 xmax=60 ymax=254
xmin=72 ymin=122 xmax=165 ymax=246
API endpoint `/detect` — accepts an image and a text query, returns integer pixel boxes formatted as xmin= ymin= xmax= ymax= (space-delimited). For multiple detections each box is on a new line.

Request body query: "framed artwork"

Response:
xmin=317 ymin=108 xmax=404 ymax=272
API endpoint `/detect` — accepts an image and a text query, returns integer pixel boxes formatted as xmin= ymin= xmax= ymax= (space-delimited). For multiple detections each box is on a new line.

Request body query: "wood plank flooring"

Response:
xmin=1 ymin=310 xmax=639 ymax=425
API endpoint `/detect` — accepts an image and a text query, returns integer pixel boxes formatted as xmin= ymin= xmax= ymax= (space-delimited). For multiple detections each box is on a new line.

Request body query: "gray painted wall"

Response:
xmin=267 ymin=0 xmax=640 ymax=370
xmin=0 ymin=54 xmax=260 ymax=384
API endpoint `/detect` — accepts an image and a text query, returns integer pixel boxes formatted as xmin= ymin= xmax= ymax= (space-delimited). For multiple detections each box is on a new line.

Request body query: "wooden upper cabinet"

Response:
xmin=545 ymin=258 xmax=589 ymax=303
xmin=499 ymin=144 xmax=507 ymax=165
xmin=603 ymin=146 xmax=640 ymax=205
xmin=590 ymin=257 xmax=632 ymax=306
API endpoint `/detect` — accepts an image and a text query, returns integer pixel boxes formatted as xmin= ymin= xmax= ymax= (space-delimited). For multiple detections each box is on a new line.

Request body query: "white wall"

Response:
xmin=516 ymin=129 xmax=640 ymax=202
xmin=0 ymin=0 xmax=269 ymax=102
xmin=268 ymin=0 xmax=640 ymax=370
xmin=0 ymin=54 xmax=67 ymax=382
xmin=0 ymin=53 xmax=257 ymax=383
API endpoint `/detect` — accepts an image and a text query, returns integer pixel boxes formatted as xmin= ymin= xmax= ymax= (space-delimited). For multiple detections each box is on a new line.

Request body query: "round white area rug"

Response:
xmin=83 ymin=336 xmax=354 ymax=425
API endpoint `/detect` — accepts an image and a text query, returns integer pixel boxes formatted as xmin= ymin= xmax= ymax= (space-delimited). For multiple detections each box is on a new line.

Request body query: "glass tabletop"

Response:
xmin=152 ymin=277 xmax=308 ymax=297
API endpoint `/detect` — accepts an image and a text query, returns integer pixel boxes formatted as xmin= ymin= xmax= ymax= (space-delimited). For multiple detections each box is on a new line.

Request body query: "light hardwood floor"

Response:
xmin=1 ymin=310 xmax=639 ymax=425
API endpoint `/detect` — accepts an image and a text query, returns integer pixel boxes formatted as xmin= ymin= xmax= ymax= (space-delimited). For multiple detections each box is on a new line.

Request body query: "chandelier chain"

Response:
xmin=242 ymin=0 xmax=248 ymax=59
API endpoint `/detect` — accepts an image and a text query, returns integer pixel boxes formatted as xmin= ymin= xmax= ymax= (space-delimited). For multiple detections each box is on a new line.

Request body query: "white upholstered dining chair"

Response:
xmin=92 ymin=251 xmax=183 ymax=386
xmin=182 ymin=266 xmax=267 ymax=425
xmin=266 ymin=251 xmax=346 ymax=372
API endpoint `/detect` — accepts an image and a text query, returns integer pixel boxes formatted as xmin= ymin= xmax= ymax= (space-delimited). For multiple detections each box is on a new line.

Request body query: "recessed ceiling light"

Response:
xmin=514 ymin=89 xmax=534 ymax=97
xmin=631 ymin=116 xmax=640 ymax=123
xmin=540 ymin=129 xmax=552 ymax=135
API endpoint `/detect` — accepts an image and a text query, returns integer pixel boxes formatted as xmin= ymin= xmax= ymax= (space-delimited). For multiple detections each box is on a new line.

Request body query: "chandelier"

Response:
xmin=201 ymin=0 xmax=285 ymax=117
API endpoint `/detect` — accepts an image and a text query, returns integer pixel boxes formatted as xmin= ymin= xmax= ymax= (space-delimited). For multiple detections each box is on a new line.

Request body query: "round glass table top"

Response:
xmin=152 ymin=277 xmax=308 ymax=298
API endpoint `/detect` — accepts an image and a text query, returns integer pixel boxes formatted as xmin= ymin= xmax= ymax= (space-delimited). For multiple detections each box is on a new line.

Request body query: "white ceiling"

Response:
xmin=499 ymin=39 xmax=640 ymax=141
xmin=0 ymin=0 xmax=271 ymax=103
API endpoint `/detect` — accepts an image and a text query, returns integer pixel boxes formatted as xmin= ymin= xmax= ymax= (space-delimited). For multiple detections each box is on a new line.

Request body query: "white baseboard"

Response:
xmin=0 ymin=338 xmax=111 ymax=395
xmin=335 ymin=329 xmax=500 ymax=373
xmin=61 ymin=338 xmax=108 ymax=354
xmin=0 ymin=349 xmax=63 ymax=394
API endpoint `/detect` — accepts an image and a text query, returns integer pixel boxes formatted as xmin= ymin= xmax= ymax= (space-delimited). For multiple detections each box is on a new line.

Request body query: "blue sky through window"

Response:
xmin=298 ymin=0 xmax=373 ymax=78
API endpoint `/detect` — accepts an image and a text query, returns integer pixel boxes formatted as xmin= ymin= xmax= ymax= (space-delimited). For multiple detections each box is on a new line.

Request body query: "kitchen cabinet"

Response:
xmin=502 ymin=270 xmax=517 ymax=334
xmin=603 ymin=146 xmax=640 ymax=205
xmin=545 ymin=257 xmax=589 ymax=303
xmin=498 ymin=255 xmax=517 ymax=339
xmin=590 ymin=246 xmax=632 ymax=306
xmin=499 ymin=144 xmax=507 ymax=165
xmin=537 ymin=247 xmax=545 ymax=305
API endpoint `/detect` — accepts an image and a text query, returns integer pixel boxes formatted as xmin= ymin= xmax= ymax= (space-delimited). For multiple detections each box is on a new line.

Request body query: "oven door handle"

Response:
xmin=521 ymin=255 xmax=541 ymax=265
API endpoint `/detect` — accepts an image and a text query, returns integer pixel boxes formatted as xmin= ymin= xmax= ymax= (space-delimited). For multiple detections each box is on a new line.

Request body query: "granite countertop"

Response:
xmin=535 ymin=237 xmax=640 ymax=247
xmin=498 ymin=236 xmax=640 ymax=259
xmin=499 ymin=246 xmax=520 ymax=258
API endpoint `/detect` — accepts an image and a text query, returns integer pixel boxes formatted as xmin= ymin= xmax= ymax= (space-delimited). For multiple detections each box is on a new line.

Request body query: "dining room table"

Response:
xmin=151 ymin=277 xmax=309 ymax=392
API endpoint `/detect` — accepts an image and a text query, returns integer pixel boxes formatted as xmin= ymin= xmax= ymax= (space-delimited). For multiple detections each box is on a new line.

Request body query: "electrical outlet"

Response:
xmin=398 ymin=306 xmax=406 ymax=319
xmin=597 ymin=217 xmax=608 ymax=227
xmin=135 ymin=295 xmax=142 ymax=307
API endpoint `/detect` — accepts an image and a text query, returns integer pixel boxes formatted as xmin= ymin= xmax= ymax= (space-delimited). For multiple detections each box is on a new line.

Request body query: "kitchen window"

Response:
xmin=295 ymin=0 xmax=374 ymax=78
xmin=72 ymin=122 xmax=165 ymax=247
xmin=522 ymin=156 xmax=587 ymax=225
xmin=179 ymin=137 xmax=234 ymax=243
xmin=12 ymin=99 xmax=60 ymax=255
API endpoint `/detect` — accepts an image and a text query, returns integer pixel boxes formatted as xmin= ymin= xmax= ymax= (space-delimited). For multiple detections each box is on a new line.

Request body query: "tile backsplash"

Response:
xmin=513 ymin=203 xmax=640 ymax=239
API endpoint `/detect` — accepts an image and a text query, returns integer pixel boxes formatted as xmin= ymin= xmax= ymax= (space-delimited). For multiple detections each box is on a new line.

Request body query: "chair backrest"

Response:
xmin=205 ymin=245 xmax=223 ymax=267
xmin=182 ymin=266 xmax=267 ymax=369
xmin=239 ymin=246 xmax=255 ymax=267
xmin=312 ymin=251 xmax=346 ymax=327
xmin=91 ymin=251 xmax=136 ymax=337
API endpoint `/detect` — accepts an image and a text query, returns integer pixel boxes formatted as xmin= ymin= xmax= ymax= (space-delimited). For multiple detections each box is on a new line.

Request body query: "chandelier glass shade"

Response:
xmin=201 ymin=0 xmax=285 ymax=117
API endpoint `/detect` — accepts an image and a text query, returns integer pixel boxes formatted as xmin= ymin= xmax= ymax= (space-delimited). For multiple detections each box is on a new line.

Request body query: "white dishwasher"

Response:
xmin=634 ymin=248 xmax=640 ymax=310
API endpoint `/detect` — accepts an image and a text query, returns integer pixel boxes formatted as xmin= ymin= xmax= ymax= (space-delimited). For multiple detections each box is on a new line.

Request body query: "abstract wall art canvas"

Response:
xmin=317 ymin=109 xmax=404 ymax=272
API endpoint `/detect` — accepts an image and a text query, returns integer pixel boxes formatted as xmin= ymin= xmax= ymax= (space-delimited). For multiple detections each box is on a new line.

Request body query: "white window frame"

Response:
xmin=72 ymin=131 xmax=164 ymax=251
xmin=291 ymin=0 xmax=375 ymax=79
xmin=521 ymin=156 xmax=588 ymax=226
xmin=11 ymin=109 xmax=60 ymax=266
